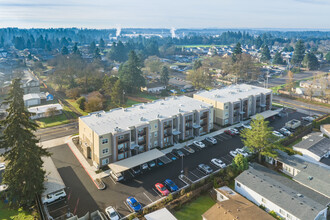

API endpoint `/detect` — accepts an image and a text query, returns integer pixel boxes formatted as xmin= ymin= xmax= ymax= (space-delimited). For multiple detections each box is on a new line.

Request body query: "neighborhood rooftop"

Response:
xmin=236 ymin=163 xmax=329 ymax=220
xmin=195 ymin=84 xmax=272 ymax=103
xmin=276 ymin=150 xmax=330 ymax=198
xmin=294 ymin=132 xmax=330 ymax=158
xmin=80 ymin=96 xmax=212 ymax=135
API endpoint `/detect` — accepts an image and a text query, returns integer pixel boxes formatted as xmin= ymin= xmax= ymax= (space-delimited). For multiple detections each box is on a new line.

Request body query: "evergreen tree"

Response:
xmin=61 ymin=46 xmax=69 ymax=55
xmin=232 ymin=42 xmax=242 ymax=62
xmin=160 ymin=66 xmax=169 ymax=87
xmin=72 ymin=42 xmax=80 ymax=56
xmin=325 ymin=52 xmax=330 ymax=63
xmin=99 ymin=38 xmax=105 ymax=49
xmin=254 ymin=36 xmax=263 ymax=49
xmin=26 ymin=39 xmax=32 ymax=49
xmin=273 ymin=51 xmax=285 ymax=65
xmin=0 ymin=36 xmax=4 ymax=47
xmin=94 ymin=47 xmax=101 ymax=60
xmin=89 ymin=41 xmax=96 ymax=54
xmin=292 ymin=40 xmax=305 ymax=66
xmin=260 ymin=45 xmax=271 ymax=62
xmin=193 ymin=60 xmax=202 ymax=70
xmin=302 ymin=53 xmax=319 ymax=70
xmin=118 ymin=51 xmax=145 ymax=93
xmin=0 ymin=79 xmax=50 ymax=207
xmin=111 ymin=79 xmax=125 ymax=106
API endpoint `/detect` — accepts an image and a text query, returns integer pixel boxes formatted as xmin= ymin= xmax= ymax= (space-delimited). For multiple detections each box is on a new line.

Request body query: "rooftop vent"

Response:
xmin=297 ymin=194 xmax=303 ymax=197
xmin=303 ymin=165 xmax=307 ymax=169
xmin=160 ymin=102 xmax=164 ymax=105
xmin=308 ymin=176 xmax=313 ymax=180
xmin=140 ymin=117 xmax=144 ymax=121
xmin=157 ymin=114 xmax=162 ymax=118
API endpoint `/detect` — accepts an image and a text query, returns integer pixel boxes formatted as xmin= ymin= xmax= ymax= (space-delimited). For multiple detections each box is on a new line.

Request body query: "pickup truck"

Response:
xmin=285 ymin=119 xmax=301 ymax=130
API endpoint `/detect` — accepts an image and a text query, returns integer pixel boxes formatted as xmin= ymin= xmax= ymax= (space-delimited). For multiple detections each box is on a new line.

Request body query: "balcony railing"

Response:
xmin=185 ymin=118 xmax=193 ymax=122
xmin=200 ymin=114 xmax=208 ymax=119
xmin=138 ymin=130 xmax=146 ymax=136
xmin=118 ymin=138 xmax=129 ymax=144
xmin=164 ymin=124 xmax=171 ymax=129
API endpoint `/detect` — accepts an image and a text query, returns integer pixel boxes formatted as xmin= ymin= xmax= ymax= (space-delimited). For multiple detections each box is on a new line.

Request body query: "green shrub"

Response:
xmin=180 ymin=188 xmax=185 ymax=196
xmin=76 ymin=96 xmax=86 ymax=110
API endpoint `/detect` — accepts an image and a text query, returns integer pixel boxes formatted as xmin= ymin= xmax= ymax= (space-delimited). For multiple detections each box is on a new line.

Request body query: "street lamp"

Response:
xmin=181 ymin=155 xmax=184 ymax=174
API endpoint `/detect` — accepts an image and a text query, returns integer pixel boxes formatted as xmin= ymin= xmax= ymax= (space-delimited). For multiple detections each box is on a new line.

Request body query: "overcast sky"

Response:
xmin=0 ymin=0 xmax=330 ymax=29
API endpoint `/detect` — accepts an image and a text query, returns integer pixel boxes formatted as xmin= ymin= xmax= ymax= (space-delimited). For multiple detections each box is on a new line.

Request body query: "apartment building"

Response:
xmin=79 ymin=96 xmax=213 ymax=168
xmin=193 ymin=84 xmax=272 ymax=126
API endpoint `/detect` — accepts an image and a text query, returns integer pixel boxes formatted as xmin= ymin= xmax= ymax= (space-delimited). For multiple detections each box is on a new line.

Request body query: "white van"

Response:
xmin=42 ymin=189 xmax=66 ymax=204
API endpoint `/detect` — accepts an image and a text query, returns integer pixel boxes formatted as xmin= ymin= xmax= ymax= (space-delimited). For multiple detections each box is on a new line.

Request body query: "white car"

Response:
xmin=279 ymin=127 xmax=291 ymax=136
xmin=242 ymin=124 xmax=252 ymax=130
xmin=198 ymin=164 xmax=213 ymax=174
xmin=301 ymin=116 xmax=316 ymax=122
xmin=105 ymin=206 xmax=120 ymax=220
xmin=205 ymin=137 xmax=217 ymax=145
xmin=141 ymin=163 xmax=149 ymax=171
xmin=230 ymin=150 xmax=238 ymax=157
xmin=0 ymin=163 xmax=5 ymax=170
xmin=110 ymin=170 xmax=124 ymax=182
xmin=236 ymin=148 xmax=249 ymax=157
xmin=273 ymin=131 xmax=284 ymax=138
xmin=194 ymin=141 xmax=206 ymax=148
xmin=228 ymin=128 xmax=239 ymax=135
xmin=211 ymin=158 xmax=226 ymax=168
xmin=42 ymin=189 xmax=66 ymax=205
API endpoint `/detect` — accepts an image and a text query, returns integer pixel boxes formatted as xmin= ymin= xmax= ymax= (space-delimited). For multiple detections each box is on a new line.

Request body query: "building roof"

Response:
xmin=42 ymin=156 xmax=66 ymax=196
xmin=80 ymin=96 xmax=212 ymax=135
xmin=235 ymin=163 xmax=329 ymax=220
xmin=250 ymin=109 xmax=282 ymax=120
xmin=194 ymin=84 xmax=272 ymax=103
xmin=21 ymin=70 xmax=38 ymax=85
xmin=28 ymin=103 xmax=63 ymax=114
xmin=293 ymin=133 xmax=330 ymax=158
xmin=144 ymin=208 xmax=177 ymax=220
xmin=276 ymin=150 xmax=330 ymax=198
xmin=23 ymin=93 xmax=41 ymax=101
xmin=202 ymin=186 xmax=274 ymax=220
xmin=108 ymin=149 xmax=165 ymax=174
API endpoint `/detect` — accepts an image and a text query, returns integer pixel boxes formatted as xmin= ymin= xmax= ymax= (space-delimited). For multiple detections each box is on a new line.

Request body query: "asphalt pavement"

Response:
xmin=48 ymin=111 xmax=308 ymax=218
xmin=35 ymin=122 xmax=78 ymax=142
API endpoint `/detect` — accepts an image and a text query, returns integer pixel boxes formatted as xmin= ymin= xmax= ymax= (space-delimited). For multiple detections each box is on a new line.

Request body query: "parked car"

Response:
xmin=155 ymin=183 xmax=170 ymax=196
xmin=235 ymin=126 xmax=245 ymax=132
xmin=0 ymin=163 xmax=5 ymax=170
xmin=164 ymin=179 xmax=179 ymax=192
xmin=224 ymin=129 xmax=236 ymax=136
xmin=285 ymin=119 xmax=301 ymax=130
xmin=110 ymin=170 xmax=124 ymax=182
xmin=211 ymin=158 xmax=226 ymax=168
xmin=301 ymin=116 xmax=316 ymax=122
xmin=205 ymin=137 xmax=217 ymax=145
xmin=198 ymin=164 xmax=213 ymax=174
xmin=193 ymin=141 xmax=206 ymax=148
xmin=279 ymin=127 xmax=291 ymax=136
xmin=95 ymin=178 xmax=106 ymax=190
xmin=105 ymin=206 xmax=120 ymax=220
xmin=42 ymin=189 xmax=66 ymax=205
xmin=229 ymin=128 xmax=239 ymax=135
xmin=131 ymin=166 xmax=141 ymax=175
xmin=273 ymin=131 xmax=284 ymax=138
xmin=126 ymin=197 xmax=142 ymax=212
xmin=141 ymin=163 xmax=149 ymax=171
xmin=176 ymin=150 xmax=185 ymax=157
xmin=229 ymin=150 xmax=238 ymax=157
xmin=236 ymin=148 xmax=249 ymax=157
xmin=148 ymin=160 xmax=156 ymax=168
xmin=184 ymin=145 xmax=195 ymax=153
xmin=242 ymin=123 xmax=252 ymax=130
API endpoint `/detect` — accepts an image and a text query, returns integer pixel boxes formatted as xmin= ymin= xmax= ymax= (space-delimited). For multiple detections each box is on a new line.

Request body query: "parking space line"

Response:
xmin=214 ymin=136 xmax=224 ymax=141
xmin=189 ymin=170 xmax=201 ymax=179
xmin=221 ymin=156 xmax=232 ymax=164
xmin=123 ymin=201 xmax=133 ymax=213
xmin=169 ymin=152 xmax=178 ymax=159
xmin=143 ymin=192 xmax=154 ymax=203
xmin=152 ymin=188 xmax=162 ymax=198
xmin=109 ymin=176 xmax=117 ymax=185
xmin=195 ymin=169 xmax=206 ymax=177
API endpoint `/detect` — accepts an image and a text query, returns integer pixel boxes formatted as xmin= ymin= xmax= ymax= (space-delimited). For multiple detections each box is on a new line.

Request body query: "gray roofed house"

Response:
xmin=293 ymin=132 xmax=330 ymax=161
xmin=235 ymin=163 xmax=329 ymax=220
xmin=274 ymin=150 xmax=330 ymax=198
xmin=42 ymin=156 xmax=66 ymax=197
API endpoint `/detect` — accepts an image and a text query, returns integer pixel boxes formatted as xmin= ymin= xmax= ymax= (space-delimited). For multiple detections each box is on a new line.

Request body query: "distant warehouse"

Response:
xmin=79 ymin=96 xmax=213 ymax=168
xmin=193 ymin=84 xmax=272 ymax=126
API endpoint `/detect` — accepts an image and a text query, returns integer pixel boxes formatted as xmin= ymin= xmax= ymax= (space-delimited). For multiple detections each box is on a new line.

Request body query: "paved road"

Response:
xmin=273 ymin=95 xmax=330 ymax=116
xmin=49 ymin=111 xmax=307 ymax=218
xmin=35 ymin=122 xmax=78 ymax=142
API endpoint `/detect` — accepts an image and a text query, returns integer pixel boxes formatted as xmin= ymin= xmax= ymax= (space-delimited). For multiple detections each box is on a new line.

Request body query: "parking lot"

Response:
xmin=49 ymin=110 xmax=309 ymax=218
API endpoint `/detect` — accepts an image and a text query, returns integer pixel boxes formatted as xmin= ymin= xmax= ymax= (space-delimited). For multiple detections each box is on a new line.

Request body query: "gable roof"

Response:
xmin=235 ymin=163 xmax=329 ymax=220
xmin=293 ymin=133 xmax=330 ymax=157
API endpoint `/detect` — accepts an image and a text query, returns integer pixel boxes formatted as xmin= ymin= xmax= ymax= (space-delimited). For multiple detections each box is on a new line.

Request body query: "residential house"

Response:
xmin=28 ymin=103 xmax=63 ymax=120
xmin=20 ymin=70 xmax=40 ymax=94
xmin=23 ymin=93 xmax=41 ymax=107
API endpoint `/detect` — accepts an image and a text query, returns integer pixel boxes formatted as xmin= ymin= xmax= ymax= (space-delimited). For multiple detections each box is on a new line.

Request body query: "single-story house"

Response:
xmin=28 ymin=103 xmax=63 ymax=119
xmin=141 ymin=82 xmax=166 ymax=93
xmin=202 ymin=186 xmax=274 ymax=220
xmin=320 ymin=124 xmax=330 ymax=137
xmin=23 ymin=93 xmax=41 ymax=107
xmin=293 ymin=132 xmax=330 ymax=162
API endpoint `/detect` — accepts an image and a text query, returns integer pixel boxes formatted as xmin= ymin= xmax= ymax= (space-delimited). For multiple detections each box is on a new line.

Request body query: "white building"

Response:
xmin=23 ymin=93 xmax=41 ymax=106
xmin=28 ymin=103 xmax=63 ymax=119
xmin=141 ymin=82 xmax=166 ymax=93
xmin=235 ymin=163 xmax=329 ymax=220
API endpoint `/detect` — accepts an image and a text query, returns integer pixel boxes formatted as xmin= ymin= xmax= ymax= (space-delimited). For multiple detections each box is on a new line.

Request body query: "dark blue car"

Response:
xmin=126 ymin=197 xmax=142 ymax=212
xmin=164 ymin=179 xmax=179 ymax=192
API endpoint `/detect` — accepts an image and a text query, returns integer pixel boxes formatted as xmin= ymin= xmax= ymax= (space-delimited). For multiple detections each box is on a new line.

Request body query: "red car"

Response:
xmin=224 ymin=129 xmax=235 ymax=136
xmin=155 ymin=183 xmax=170 ymax=196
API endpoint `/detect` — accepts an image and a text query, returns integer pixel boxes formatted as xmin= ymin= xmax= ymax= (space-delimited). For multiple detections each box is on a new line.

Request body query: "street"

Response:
xmin=35 ymin=122 xmax=78 ymax=142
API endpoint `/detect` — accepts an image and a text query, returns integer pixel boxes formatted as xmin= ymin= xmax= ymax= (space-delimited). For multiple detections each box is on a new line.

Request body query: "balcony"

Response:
xmin=185 ymin=118 xmax=193 ymax=122
xmin=138 ymin=130 xmax=146 ymax=136
xmin=200 ymin=113 xmax=208 ymax=119
xmin=138 ymin=138 xmax=146 ymax=145
xmin=164 ymin=132 xmax=172 ymax=137
xmin=163 ymin=124 xmax=171 ymax=129
xmin=118 ymin=137 xmax=129 ymax=144
xmin=185 ymin=124 xmax=192 ymax=129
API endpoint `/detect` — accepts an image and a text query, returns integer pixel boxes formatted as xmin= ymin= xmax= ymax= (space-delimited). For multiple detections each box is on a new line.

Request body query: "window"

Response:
xmin=154 ymin=132 xmax=158 ymax=137
xmin=101 ymin=138 xmax=108 ymax=144
xmin=155 ymin=124 xmax=158 ymax=129
xmin=154 ymin=141 xmax=158 ymax=146
xmin=225 ymin=105 xmax=229 ymax=109
xmin=101 ymin=158 xmax=109 ymax=166
xmin=102 ymin=148 xmax=109 ymax=154
xmin=287 ymin=213 xmax=292 ymax=219
xmin=262 ymin=198 xmax=267 ymax=204
xmin=236 ymin=182 xmax=241 ymax=187
xmin=118 ymin=135 xmax=124 ymax=140
xmin=279 ymin=209 xmax=285 ymax=215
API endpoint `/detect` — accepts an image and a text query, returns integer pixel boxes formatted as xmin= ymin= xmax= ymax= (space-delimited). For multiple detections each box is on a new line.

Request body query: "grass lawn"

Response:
xmin=136 ymin=92 xmax=159 ymax=101
xmin=124 ymin=98 xmax=141 ymax=107
xmin=0 ymin=201 xmax=35 ymax=220
xmin=174 ymin=194 xmax=215 ymax=220
xmin=66 ymin=99 xmax=89 ymax=116
xmin=35 ymin=105 xmax=77 ymax=128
